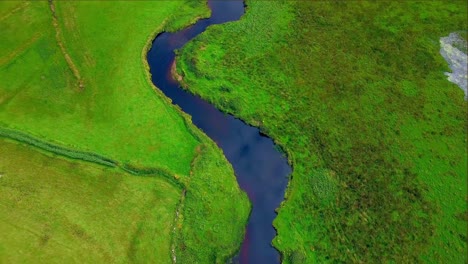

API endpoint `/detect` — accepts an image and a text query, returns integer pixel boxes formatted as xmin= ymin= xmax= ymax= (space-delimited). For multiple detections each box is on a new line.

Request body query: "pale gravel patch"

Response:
xmin=440 ymin=32 xmax=467 ymax=100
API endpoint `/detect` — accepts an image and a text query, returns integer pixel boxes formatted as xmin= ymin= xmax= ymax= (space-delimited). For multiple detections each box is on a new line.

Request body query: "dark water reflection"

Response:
xmin=147 ymin=1 xmax=291 ymax=263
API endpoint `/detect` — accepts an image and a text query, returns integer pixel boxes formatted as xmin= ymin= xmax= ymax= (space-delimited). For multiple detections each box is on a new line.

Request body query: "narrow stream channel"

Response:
xmin=148 ymin=1 xmax=291 ymax=263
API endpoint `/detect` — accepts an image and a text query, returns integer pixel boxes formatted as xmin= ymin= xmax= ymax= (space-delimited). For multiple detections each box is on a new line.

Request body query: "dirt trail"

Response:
xmin=0 ymin=1 xmax=30 ymax=23
xmin=0 ymin=32 xmax=41 ymax=66
xmin=48 ymin=0 xmax=84 ymax=90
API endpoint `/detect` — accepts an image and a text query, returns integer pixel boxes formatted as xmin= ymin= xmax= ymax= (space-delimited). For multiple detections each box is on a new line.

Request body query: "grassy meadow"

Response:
xmin=0 ymin=0 xmax=205 ymax=175
xmin=1 ymin=0 xmax=249 ymax=262
xmin=0 ymin=138 xmax=179 ymax=263
xmin=176 ymin=0 xmax=468 ymax=262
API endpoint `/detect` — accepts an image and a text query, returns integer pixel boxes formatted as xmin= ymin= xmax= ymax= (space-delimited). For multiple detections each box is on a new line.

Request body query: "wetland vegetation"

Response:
xmin=1 ymin=0 xmax=467 ymax=263
xmin=176 ymin=1 xmax=468 ymax=262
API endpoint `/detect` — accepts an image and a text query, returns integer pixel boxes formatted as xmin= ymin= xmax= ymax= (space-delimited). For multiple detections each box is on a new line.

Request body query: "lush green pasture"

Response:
xmin=1 ymin=0 xmax=249 ymax=262
xmin=0 ymin=138 xmax=179 ymax=263
xmin=177 ymin=0 xmax=467 ymax=262
xmin=0 ymin=0 xmax=205 ymax=175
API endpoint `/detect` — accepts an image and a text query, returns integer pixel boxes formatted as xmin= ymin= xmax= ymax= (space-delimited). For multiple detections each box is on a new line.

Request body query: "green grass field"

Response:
xmin=1 ymin=0 xmax=249 ymax=262
xmin=0 ymin=138 xmax=179 ymax=263
xmin=0 ymin=0 xmax=203 ymax=175
xmin=176 ymin=0 xmax=467 ymax=262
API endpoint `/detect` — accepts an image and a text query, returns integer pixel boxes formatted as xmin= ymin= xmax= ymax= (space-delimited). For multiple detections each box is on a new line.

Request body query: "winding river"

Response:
xmin=148 ymin=0 xmax=291 ymax=262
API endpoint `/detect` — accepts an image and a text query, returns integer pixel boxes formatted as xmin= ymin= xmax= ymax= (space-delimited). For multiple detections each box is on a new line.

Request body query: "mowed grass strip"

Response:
xmin=0 ymin=138 xmax=179 ymax=263
xmin=176 ymin=0 xmax=467 ymax=262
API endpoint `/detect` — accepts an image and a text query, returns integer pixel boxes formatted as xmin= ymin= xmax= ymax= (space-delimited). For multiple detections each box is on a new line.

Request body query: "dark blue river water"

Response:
xmin=147 ymin=1 xmax=291 ymax=263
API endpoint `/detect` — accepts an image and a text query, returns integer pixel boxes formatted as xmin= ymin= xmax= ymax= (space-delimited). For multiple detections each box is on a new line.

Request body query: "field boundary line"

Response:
xmin=0 ymin=1 xmax=30 ymax=23
xmin=170 ymin=188 xmax=186 ymax=264
xmin=0 ymin=32 xmax=42 ymax=67
xmin=0 ymin=127 xmax=185 ymax=189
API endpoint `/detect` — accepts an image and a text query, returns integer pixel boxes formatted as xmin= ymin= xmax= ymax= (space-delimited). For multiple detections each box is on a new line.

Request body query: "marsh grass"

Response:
xmin=177 ymin=0 xmax=468 ymax=262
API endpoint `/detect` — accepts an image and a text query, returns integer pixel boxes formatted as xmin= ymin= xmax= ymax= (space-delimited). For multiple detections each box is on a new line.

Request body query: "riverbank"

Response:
xmin=148 ymin=1 xmax=289 ymax=261
xmin=0 ymin=1 xmax=249 ymax=262
xmin=176 ymin=0 xmax=468 ymax=262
